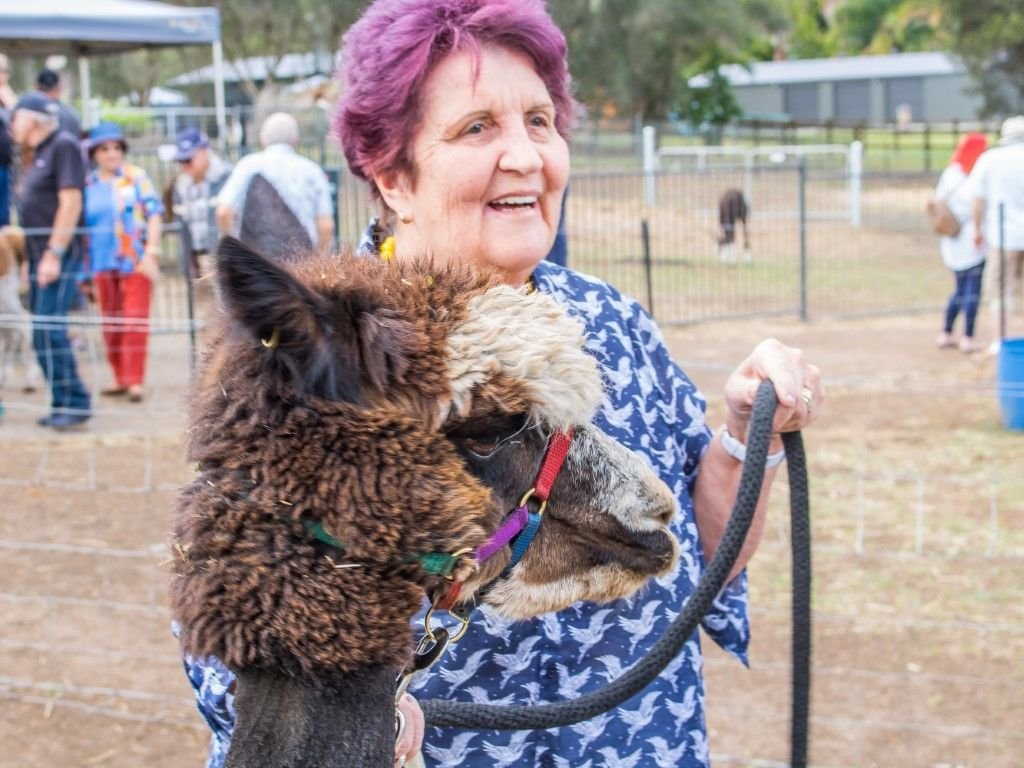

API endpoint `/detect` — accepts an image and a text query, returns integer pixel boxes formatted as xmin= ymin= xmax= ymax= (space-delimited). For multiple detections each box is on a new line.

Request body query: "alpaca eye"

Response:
xmin=450 ymin=413 xmax=532 ymax=460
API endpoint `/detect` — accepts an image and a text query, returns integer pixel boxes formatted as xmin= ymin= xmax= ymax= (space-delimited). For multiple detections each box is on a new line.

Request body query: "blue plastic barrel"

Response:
xmin=997 ymin=338 xmax=1024 ymax=430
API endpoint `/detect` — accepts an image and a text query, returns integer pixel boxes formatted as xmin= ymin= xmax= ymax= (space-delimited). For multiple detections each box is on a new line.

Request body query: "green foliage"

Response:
xmin=834 ymin=0 xmax=905 ymax=53
xmin=942 ymin=0 xmax=1024 ymax=116
xmin=787 ymin=0 xmax=836 ymax=58
xmin=673 ymin=49 xmax=745 ymax=142
xmin=549 ymin=0 xmax=785 ymax=120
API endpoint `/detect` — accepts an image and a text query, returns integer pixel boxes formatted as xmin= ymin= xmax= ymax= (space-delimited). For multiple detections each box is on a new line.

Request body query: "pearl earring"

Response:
xmin=399 ymin=211 xmax=412 ymax=224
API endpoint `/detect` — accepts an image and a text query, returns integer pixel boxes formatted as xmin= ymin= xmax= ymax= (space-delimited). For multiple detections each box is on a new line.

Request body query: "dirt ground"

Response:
xmin=1 ymin=306 xmax=1022 ymax=767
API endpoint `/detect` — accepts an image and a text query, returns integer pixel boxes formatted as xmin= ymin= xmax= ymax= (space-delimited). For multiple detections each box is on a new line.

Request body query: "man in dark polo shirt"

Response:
xmin=10 ymin=91 xmax=91 ymax=429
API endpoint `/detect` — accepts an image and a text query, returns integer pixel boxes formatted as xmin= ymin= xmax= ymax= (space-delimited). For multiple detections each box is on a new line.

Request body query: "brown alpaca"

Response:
xmin=169 ymin=238 xmax=678 ymax=767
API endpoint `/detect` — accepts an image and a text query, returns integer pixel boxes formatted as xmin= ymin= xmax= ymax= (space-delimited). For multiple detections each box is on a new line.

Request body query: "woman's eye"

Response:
xmin=464 ymin=121 xmax=487 ymax=135
xmin=530 ymin=114 xmax=552 ymax=129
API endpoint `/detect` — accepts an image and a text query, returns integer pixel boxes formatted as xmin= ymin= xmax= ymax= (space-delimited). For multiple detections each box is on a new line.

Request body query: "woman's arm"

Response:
xmin=693 ymin=338 xmax=823 ymax=580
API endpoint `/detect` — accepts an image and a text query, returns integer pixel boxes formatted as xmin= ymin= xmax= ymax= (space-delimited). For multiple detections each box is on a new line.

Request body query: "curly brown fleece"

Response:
xmin=169 ymin=240 xmax=512 ymax=685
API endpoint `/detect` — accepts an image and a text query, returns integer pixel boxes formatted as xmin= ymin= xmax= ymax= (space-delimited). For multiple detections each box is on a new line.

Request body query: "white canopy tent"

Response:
xmin=0 ymin=0 xmax=224 ymax=138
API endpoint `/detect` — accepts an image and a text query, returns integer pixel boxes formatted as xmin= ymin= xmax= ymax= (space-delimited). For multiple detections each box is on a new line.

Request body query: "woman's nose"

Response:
xmin=497 ymin=123 xmax=543 ymax=175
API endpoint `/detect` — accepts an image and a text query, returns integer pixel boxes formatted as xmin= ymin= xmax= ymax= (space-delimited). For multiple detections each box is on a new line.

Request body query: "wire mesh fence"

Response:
xmin=1 ymin=316 xmax=1022 ymax=766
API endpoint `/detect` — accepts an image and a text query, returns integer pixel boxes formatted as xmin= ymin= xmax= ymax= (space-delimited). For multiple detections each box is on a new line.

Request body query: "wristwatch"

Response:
xmin=719 ymin=424 xmax=786 ymax=468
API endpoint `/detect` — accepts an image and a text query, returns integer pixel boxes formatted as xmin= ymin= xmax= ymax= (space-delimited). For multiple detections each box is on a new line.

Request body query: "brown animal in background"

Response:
xmin=169 ymin=238 xmax=678 ymax=768
xmin=0 ymin=226 xmax=42 ymax=392
xmin=717 ymin=188 xmax=751 ymax=263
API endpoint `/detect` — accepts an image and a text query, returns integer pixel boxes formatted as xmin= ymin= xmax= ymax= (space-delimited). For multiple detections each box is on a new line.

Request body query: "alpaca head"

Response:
xmin=170 ymin=238 xmax=677 ymax=683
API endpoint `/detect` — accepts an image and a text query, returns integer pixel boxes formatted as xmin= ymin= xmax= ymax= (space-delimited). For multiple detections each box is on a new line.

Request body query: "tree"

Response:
xmin=673 ymin=48 xmax=745 ymax=143
xmin=942 ymin=0 xmax=1024 ymax=116
xmin=548 ymin=0 xmax=787 ymax=121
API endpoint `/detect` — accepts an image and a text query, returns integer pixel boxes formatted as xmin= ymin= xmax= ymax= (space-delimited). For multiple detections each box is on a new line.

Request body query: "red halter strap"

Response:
xmin=432 ymin=427 xmax=575 ymax=611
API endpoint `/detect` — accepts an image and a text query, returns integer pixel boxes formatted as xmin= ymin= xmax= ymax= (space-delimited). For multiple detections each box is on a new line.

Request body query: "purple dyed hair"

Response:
xmin=333 ymin=0 xmax=575 ymax=196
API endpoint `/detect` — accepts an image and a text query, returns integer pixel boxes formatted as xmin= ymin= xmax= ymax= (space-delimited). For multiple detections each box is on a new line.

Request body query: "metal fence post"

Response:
xmin=999 ymin=202 xmax=1006 ymax=343
xmin=642 ymin=126 xmax=657 ymax=207
xmin=641 ymin=218 xmax=654 ymax=319
xmin=799 ymin=158 xmax=808 ymax=322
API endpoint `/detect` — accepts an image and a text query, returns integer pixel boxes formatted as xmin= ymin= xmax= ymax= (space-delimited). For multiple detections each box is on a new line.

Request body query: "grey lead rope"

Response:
xmin=422 ymin=380 xmax=812 ymax=768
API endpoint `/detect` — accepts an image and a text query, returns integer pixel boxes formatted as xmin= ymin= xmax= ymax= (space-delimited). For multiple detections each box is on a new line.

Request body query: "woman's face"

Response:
xmin=377 ymin=46 xmax=569 ymax=284
xmin=93 ymin=142 xmax=125 ymax=174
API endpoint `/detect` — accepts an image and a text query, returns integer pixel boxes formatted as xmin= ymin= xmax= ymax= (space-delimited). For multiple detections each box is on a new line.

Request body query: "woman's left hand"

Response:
xmin=394 ymin=693 xmax=424 ymax=767
xmin=141 ymin=251 xmax=160 ymax=283
xmin=723 ymin=338 xmax=823 ymax=440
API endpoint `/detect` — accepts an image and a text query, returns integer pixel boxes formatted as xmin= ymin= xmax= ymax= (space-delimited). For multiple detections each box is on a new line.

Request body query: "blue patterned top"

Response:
xmin=180 ymin=261 xmax=749 ymax=768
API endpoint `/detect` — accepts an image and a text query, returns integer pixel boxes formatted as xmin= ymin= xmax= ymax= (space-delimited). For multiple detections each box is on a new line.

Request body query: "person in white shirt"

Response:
xmin=215 ymin=113 xmax=335 ymax=251
xmin=969 ymin=115 xmax=1024 ymax=354
xmin=934 ymin=133 xmax=988 ymax=353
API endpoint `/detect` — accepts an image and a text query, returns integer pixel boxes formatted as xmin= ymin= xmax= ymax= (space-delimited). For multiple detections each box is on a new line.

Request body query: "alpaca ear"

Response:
xmin=215 ymin=236 xmax=325 ymax=349
xmin=215 ymin=236 xmax=415 ymax=401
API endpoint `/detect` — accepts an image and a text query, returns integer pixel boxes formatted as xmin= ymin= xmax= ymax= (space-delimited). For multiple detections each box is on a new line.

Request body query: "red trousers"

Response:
xmin=94 ymin=270 xmax=152 ymax=388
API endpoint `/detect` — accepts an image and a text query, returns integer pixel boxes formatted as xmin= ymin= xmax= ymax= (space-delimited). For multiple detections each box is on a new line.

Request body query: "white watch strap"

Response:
xmin=719 ymin=425 xmax=786 ymax=468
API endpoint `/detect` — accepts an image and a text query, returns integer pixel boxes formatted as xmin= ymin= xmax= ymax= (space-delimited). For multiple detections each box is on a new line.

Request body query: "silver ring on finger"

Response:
xmin=799 ymin=386 xmax=813 ymax=409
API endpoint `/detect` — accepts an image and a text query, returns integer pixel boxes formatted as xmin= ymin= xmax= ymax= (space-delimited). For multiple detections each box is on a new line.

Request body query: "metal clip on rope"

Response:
xmin=420 ymin=379 xmax=813 ymax=768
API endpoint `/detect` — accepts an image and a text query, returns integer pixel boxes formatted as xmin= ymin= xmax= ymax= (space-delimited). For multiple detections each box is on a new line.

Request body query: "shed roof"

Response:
xmin=690 ymin=51 xmax=964 ymax=88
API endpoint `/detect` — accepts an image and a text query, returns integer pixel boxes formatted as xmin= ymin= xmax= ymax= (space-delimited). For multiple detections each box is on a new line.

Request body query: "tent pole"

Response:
xmin=79 ymin=56 xmax=93 ymax=130
xmin=212 ymin=40 xmax=227 ymax=149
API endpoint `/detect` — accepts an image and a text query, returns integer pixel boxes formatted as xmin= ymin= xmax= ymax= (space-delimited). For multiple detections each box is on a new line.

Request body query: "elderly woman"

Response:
xmin=182 ymin=1 xmax=824 ymax=766
xmin=84 ymin=122 xmax=163 ymax=402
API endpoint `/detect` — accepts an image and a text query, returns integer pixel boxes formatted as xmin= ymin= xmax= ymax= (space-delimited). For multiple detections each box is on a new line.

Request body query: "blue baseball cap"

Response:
xmin=87 ymin=122 xmax=128 ymax=155
xmin=173 ymin=126 xmax=210 ymax=162
xmin=13 ymin=91 xmax=59 ymax=118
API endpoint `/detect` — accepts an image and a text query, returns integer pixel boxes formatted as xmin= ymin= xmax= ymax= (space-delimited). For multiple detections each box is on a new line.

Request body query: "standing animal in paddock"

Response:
xmin=169 ymin=238 xmax=679 ymax=768
xmin=0 ymin=226 xmax=42 ymax=392
xmin=716 ymin=188 xmax=751 ymax=264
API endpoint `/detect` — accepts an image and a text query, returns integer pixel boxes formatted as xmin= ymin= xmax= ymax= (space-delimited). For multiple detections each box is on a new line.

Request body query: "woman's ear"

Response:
xmin=374 ymin=171 xmax=413 ymax=221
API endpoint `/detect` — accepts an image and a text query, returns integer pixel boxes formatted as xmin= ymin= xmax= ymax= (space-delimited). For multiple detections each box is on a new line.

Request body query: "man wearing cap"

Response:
xmin=36 ymin=68 xmax=82 ymax=138
xmin=9 ymin=91 xmax=91 ymax=429
xmin=970 ymin=115 xmax=1024 ymax=354
xmin=171 ymin=126 xmax=230 ymax=279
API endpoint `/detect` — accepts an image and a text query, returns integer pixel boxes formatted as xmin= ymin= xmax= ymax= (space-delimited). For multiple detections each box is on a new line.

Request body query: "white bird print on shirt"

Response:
xmin=570 ymin=711 xmax=611 ymax=752
xmin=519 ymin=680 xmax=542 ymax=705
xmin=601 ymin=399 xmax=635 ymax=436
xmin=596 ymin=653 xmax=626 ymax=683
xmin=604 ymin=356 xmax=634 ymax=396
xmin=555 ymin=663 xmax=592 ymax=698
xmin=689 ymin=728 xmax=710 ymax=763
xmin=494 ymin=635 xmax=542 ymax=688
xmin=437 ymin=648 xmax=490 ymax=692
xmin=618 ymin=600 xmax=663 ymax=654
xmin=554 ymin=757 xmax=592 ymax=768
xmin=567 ymin=608 xmax=614 ymax=662
xmin=596 ymin=746 xmax=644 ymax=768
xmin=481 ymin=731 xmax=531 ymax=768
xmin=656 ymin=647 xmax=688 ymax=693
xmin=680 ymin=393 xmax=706 ymax=437
xmin=647 ymin=736 xmax=689 ymax=767
xmin=667 ymin=685 xmax=699 ymax=736
xmin=478 ymin=604 xmax=517 ymax=644
xmin=463 ymin=685 xmax=516 ymax=706
xmin=423 ymin=732 xmax=476 ymax=765
xmin=577 ymin=289 xmax=607 ymax=319
xmin=648 ymin=434 xmax=680 ymax=469
xmin=620 ymin=691 xmax=662 ymax=745
xmin=539 ymin=612 xmax=563 ymax=644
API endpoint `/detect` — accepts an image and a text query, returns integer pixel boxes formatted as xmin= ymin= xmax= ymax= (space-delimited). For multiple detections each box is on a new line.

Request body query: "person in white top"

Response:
xmin=215 ymin=113 xmax=335 ymax=250
xmin=934 ymin=133 xmax=988 ymax=353
xmin=969 ymin=115 xmax=1024 ymax=354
